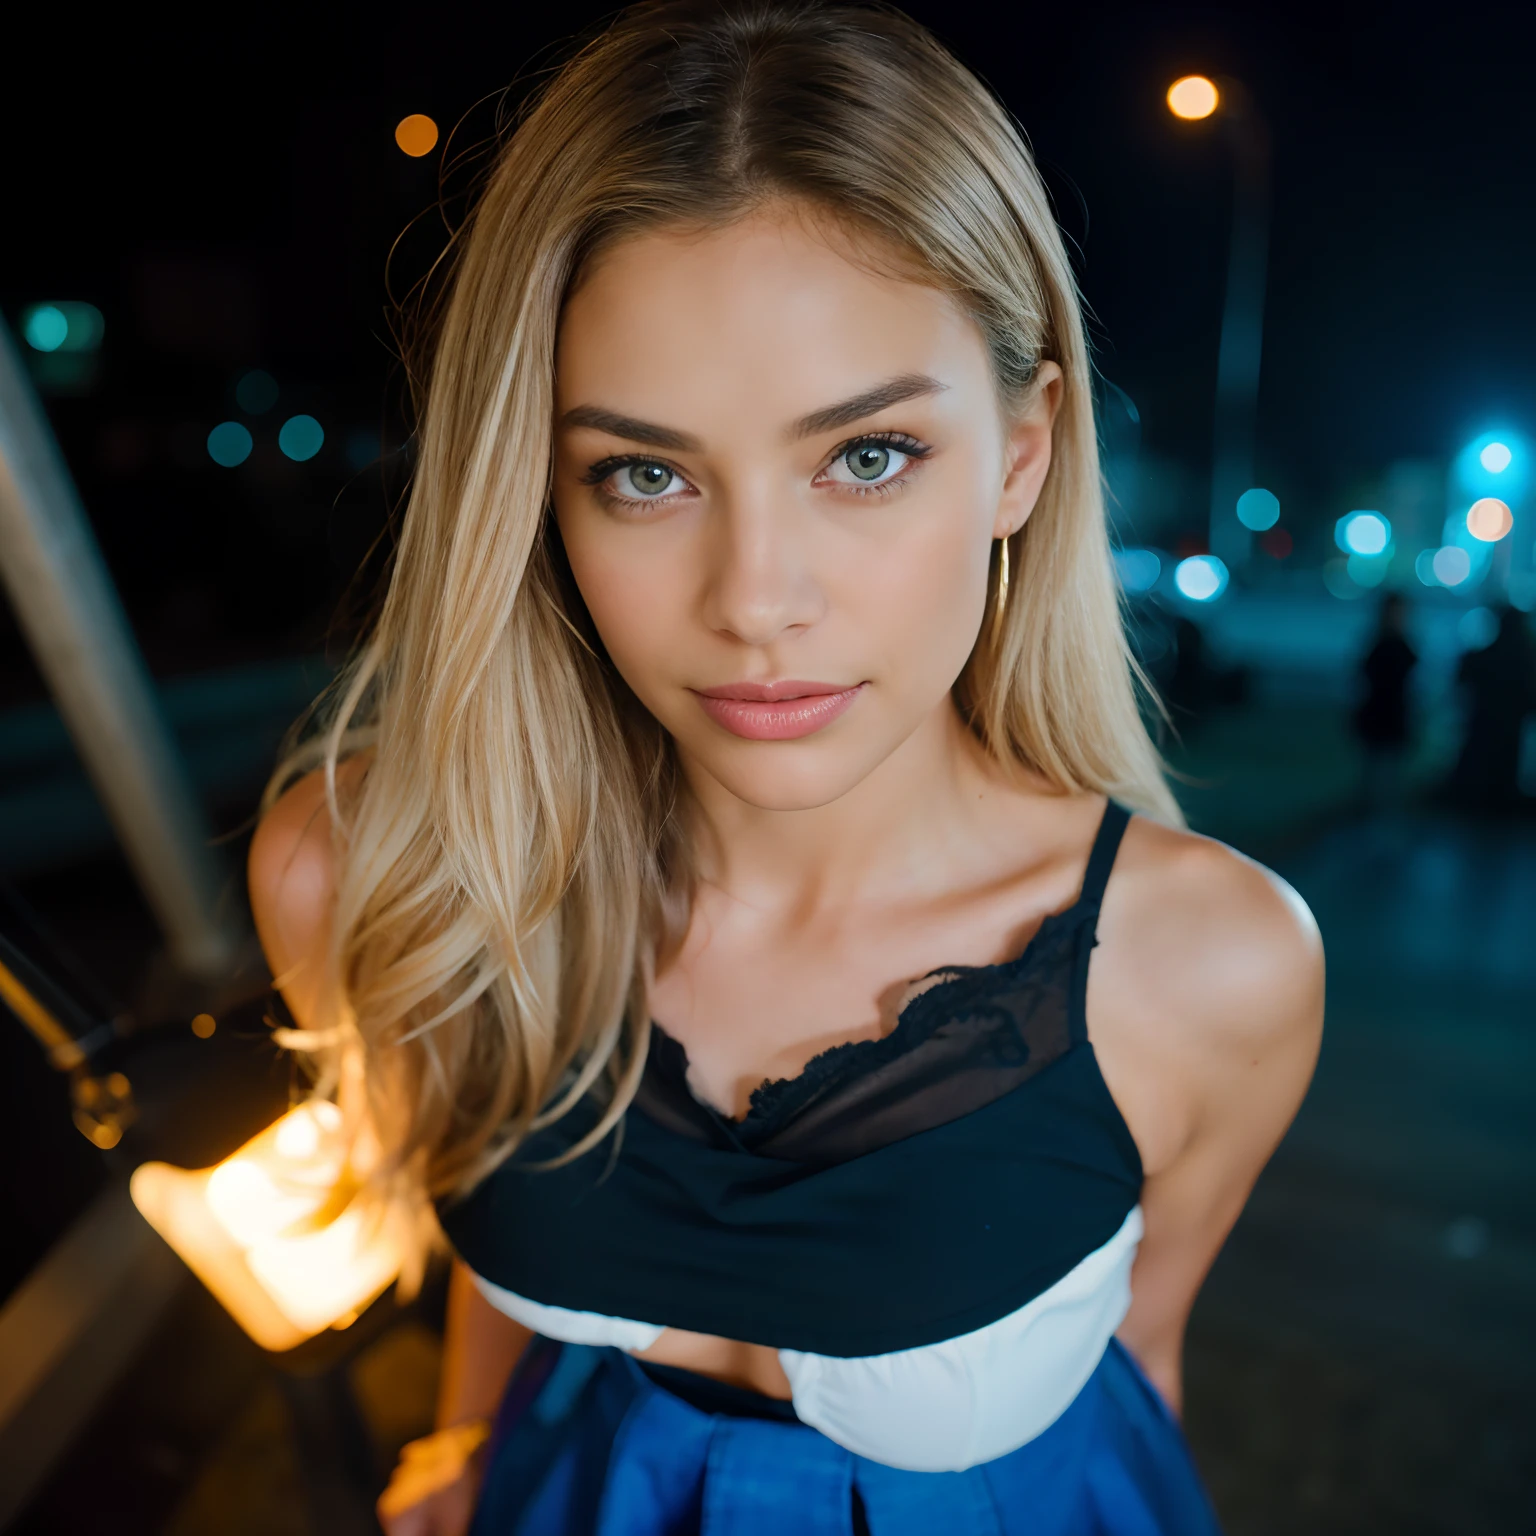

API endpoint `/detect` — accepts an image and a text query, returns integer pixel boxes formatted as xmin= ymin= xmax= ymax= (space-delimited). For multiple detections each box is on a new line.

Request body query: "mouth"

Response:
xmin=691 ymin=680 xmax=867 ymax=741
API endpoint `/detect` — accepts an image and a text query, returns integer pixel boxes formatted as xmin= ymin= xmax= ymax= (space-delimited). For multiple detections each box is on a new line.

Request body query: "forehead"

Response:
xmin=555 ymin=210 xmax=991 ymax=430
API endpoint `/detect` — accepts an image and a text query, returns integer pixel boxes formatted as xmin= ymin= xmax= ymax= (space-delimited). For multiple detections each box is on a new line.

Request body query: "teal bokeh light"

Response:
xmin=23 ymin=305 xmax=68 ymax=352
xmin=1113 ymin=548 xmax=1161 ymax=594
xmin=1456 ymin=431 xmax=1527 ymax=501
xmin=1337 ymin=511 xmax=1390 ymax=556
xmin=1235 ymin=488 xmax=1280 ymax=531
xmin=1346 ymin=551 xmax=1389 ymax=588
xmin=207 ymin=422 xmax=254 ymax=467
xmin=278 ymin=415 xmax=325 ymax=462
xmin=1432 ymin=546 xmax=1471 ymax=587
xmin=21 ymin=301 xmax=103 ymax=354
xmin=1173 ymin=554 xmax=1228 ymax=602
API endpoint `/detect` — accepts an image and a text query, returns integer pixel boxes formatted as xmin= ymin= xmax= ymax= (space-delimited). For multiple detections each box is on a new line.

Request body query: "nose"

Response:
xmin=701 ymin=486 xmax=825 ymax=649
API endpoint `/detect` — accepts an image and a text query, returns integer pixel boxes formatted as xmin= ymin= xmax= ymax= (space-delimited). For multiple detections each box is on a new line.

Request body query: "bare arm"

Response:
xmin=438 ymin=1260 xmax=535 ymax=1429
xmin=1090 ymin=824 xmax=1325 ymax=1414
xmin=250 ymin=770 xmax=531 ymax=1534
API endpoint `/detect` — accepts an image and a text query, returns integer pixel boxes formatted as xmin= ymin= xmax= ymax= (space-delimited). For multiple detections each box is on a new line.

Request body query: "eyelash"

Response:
xmin=580 ymin=431 xmax=934 ymax=510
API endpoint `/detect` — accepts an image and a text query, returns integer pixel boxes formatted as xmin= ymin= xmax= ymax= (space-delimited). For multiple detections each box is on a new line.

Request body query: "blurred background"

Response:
xmin=1 ymin=2 xmax=1532 ymax=1532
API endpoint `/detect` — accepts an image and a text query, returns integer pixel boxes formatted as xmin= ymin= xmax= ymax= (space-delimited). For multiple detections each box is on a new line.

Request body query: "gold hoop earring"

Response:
xmin=992 ymin=534 xmax=1011 ymax=643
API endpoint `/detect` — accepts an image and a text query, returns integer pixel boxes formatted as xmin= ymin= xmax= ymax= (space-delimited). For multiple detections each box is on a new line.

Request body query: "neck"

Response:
xmin=677 ymin=698 xmax=1001 ymax=917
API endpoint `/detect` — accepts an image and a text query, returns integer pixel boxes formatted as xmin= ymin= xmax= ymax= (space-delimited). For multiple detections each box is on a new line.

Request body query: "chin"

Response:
xmin=686 ymin=739 xmax=894 ymax=814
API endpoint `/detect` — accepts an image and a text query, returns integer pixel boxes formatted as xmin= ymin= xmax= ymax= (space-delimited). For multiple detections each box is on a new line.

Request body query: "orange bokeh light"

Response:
xmin=1167 ymin=76 xmax=1219 ymax=121
xmin=1467 ymin=497 xmax=1513 ymax=542
xmin=395 ymin=114 xmax=439 ymax=158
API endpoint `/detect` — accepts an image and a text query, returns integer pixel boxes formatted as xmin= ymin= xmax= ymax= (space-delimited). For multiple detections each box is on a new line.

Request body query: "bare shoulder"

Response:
xmin=248 ymin=759 xmax=366 ymax=1019
xmin=1088 ymin=815 xmax=1323 ymax=1173
xmin=1101 ymin=816 xmax=1322 ymax=1049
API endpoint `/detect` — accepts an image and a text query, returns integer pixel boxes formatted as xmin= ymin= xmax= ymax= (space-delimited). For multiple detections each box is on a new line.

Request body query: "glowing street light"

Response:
xmin=131 ymin=1102 xmax=404 ymax=1351
xmin=1167 ymin=74 xmax=1271 ymax=573
xmin=395 ymin=114 xmax=439 ymax=158
xmin=1167 ymin=75 xmax=1219 ymax=120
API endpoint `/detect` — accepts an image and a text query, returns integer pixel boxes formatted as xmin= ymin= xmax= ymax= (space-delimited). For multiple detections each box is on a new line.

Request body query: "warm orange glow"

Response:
xmin=191 ymin=1012 xmax=216 ymax=1038
xmin=131 ymin=1101 xmax=403 ymax=1352
xmin=1467 ymin=497 xmax=1513 ymax=542
xmin=1167 ymin=76 xmax=1219 ymax=121
xmin=395 ymin=114 xmax=439 ymax=158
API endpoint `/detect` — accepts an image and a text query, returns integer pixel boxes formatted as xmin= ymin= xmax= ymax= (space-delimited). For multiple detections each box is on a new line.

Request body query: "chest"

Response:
xmin=647 ymin=885 xmax=1060 ymax=1119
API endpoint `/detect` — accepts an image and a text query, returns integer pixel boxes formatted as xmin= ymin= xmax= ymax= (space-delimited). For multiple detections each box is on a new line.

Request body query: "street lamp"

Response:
xmin=131 ymin=1101 xmax=406 ymax=1351
xmin=1167 ymin=74 xmax=1272 ymax=573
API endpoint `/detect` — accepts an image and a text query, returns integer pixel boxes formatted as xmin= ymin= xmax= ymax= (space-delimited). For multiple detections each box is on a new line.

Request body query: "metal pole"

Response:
xmin=1208 ymin=85 xmax=1272 ymax=573
xmin=0 ymin=322 xmax=239 ymax=977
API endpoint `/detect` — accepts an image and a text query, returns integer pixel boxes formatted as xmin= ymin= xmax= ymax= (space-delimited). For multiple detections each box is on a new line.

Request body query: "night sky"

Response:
xmin=6 ymin=0 xmax=1534 ymax=698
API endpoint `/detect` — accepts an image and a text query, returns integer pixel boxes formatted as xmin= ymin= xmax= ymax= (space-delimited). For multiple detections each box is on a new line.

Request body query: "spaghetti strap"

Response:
xmin=1078 ymin=799 xmax=1132 ymax=913
xmin=1067 ymin=799 xmax=1131 ymax=1045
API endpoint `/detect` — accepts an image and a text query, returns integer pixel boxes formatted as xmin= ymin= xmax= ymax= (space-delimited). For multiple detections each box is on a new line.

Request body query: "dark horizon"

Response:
xmin=4 ymin=0 xmax=1534 ymax=700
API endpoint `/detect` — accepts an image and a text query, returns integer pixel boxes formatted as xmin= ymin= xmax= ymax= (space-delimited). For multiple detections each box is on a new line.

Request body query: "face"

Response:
xmin=552 ymin=207 xmax=1060 ymax=813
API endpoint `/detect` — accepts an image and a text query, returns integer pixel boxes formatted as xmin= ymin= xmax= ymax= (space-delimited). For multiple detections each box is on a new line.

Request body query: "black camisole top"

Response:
xmin=440 ymin=800 xmax=1142 ymax=1360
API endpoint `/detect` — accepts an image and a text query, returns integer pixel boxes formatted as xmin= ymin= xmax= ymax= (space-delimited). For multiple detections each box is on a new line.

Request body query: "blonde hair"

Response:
xmin=271 ymin=0 xmax=1180 ymax=1233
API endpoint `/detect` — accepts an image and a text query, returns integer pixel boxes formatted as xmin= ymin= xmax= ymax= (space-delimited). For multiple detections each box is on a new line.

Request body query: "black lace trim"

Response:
xmin=655 ymin=900 xmax=1087 ymax=1146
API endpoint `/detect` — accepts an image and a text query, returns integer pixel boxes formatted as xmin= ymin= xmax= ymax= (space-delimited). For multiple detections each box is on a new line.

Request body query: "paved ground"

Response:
xmin=11 ymin=701 xmax=1535 ymax=1533
xmin=1183 ymin=811 xmax=1536 ymax=1534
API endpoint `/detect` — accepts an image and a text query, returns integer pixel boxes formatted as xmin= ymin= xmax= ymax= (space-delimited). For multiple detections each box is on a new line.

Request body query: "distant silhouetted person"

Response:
xmin=1353 ymin=594 xmax=1417 ymax=809
xmin=1450 ymin=606 xmax=1536 ymax=811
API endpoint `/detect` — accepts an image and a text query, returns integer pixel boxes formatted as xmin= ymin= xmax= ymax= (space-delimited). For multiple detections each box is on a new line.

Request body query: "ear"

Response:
xmin=992 ymin=361 xmax=1064 ymax=540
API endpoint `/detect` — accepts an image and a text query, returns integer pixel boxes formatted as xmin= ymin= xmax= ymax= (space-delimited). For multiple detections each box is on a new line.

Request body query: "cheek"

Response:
xmin=557 ymin=510 xmax=692 ymax=688
xmin=836 ymin=473 xmax=995 ymax=684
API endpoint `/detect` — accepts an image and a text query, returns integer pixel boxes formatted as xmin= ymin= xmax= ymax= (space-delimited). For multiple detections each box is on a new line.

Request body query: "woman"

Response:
xmin=250 ymin=4 xmax=1323 ymax=1531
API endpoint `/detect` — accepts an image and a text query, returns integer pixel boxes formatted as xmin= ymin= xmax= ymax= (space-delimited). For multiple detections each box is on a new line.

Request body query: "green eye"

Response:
xmin=625 ymin=463 xmax=674 ymax=495
xmin=845 ymin=444 xmax=891 ymax=482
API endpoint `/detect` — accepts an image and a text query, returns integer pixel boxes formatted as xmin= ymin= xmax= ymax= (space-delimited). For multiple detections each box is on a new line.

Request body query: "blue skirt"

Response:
xmin=470 ymin=1338 xmax=1222 ymax=1535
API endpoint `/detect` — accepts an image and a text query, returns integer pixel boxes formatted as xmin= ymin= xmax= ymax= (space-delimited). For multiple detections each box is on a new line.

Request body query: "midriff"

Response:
xmin=634 ymin=1326 xmax=793 ymax=1398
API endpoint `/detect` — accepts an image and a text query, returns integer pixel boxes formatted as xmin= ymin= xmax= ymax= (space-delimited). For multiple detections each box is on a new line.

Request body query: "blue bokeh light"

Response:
xmin=236 ymin=369 xmax=279 ymax=415
xmin=278 ymin=414 xmax=325 ymax=462
xmin=1114 ymin=548 xmax=1162 ymax=594
xmin=1173 ymin=554 xmax=1227 ymax=602
xmin=1432 ymin=545 xmax=1471 ymax=587
xmin=207 ymin=422 xmax=254 ymax=467
xmin=1337 ymin=511 xmax=1390 ymax=556
xmin=1456 ymin=431 xmax=1528 ymax=500
xmin=1235 ymin=488 xmax=1280 ymax=531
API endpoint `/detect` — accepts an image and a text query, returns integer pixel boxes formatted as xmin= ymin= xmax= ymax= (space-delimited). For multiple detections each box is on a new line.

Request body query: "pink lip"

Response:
xmin=692 ymin=680 xmax=866 ymax=741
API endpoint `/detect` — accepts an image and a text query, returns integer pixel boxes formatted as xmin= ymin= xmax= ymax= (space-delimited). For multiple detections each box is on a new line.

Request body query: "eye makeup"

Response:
xmin=578 ymin=429 xmax=935 ymax=513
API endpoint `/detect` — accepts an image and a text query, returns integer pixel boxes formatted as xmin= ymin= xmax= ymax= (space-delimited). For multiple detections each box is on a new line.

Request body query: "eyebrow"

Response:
xmin=558 ymin=406 xmax=700 ymax=451
xmin=789 ymin=373 xmax=947 ymax=439
xmin=558 ymin=373 xmax=947 ymax=454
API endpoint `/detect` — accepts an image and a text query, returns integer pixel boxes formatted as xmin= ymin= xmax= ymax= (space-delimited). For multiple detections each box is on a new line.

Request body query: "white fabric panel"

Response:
xmin=467 ymin=1203 xmax=1143 ymax=1473
xmin=780 ymin=1204 xmax=1143 ymax=1471
xmin=472 ymin=1273 xmax=666 ymax=1352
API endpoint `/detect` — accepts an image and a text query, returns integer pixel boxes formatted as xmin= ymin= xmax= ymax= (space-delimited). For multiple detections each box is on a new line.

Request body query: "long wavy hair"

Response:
xmin=269 ymin=0 xmax=1180 ymax=1239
